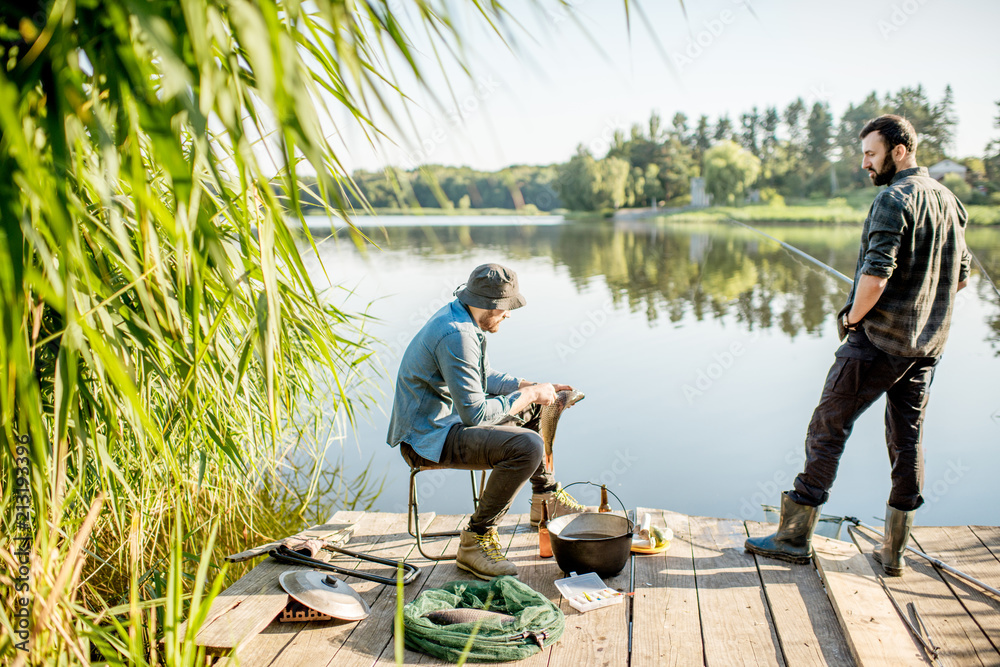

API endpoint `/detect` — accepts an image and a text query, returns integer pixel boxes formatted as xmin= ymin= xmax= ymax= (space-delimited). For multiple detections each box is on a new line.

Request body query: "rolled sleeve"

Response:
xmin=435 ymin=332 xmax=511 ymax=425
xmin=484 ymin=355 xmax=521 ymax=395
xmin=957 ymin=202 xmax=971 ymax=282
xmin=862 ymin=194 xmax=905 ymax=279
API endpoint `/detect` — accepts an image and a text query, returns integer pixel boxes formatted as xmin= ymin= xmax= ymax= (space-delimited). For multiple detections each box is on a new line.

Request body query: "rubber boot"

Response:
xmin=456 ymin=527 xmax=518 ymax=580
xmin=744 ymin=492 xmax=821 ymax=564
xmin=872 ymin=503 xmax=915 ymax=577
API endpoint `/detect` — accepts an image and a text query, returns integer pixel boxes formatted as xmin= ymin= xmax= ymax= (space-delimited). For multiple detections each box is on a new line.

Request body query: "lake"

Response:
xmin=301 ymin=214 xmax=1000 ymax=527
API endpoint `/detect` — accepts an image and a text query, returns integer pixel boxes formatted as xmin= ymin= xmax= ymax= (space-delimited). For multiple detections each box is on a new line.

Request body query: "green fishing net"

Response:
xmin=401 ymin=575 xmax=564 ymax=663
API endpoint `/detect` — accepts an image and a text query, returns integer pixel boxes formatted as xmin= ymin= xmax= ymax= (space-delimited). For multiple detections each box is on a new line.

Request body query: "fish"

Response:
xmin=539 ymin=389 xmax=585 ymax=474
xmin=424 ymin=608 xmax=516 ymax=625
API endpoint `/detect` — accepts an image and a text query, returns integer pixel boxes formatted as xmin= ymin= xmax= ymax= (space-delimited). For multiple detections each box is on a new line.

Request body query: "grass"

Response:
xmin=659 ymin=202 xmax=867 ymax=224
xmin=654 ymin=195 xmax=1000 ymax=226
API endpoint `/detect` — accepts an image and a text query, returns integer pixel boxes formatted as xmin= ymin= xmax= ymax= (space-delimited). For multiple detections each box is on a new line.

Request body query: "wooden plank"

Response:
xmin=970 ymin=526 xmax=1000 ymax=565
xmin=499 ymin=512 xmax=560 ymax=667
xmin=187 ymin=511 xmax=361 ymax=643
xmin=225 ymin=522 xmax=355 ymax=562
xmin=849 ymin=526 xmax=1000 ymax=667
xmin=910 ymin=526 xmax=1000 ymax=656
xmin=746 ymin=522 xmax=854 ymax=667
xmin=812 ymin=534 xmax=929 ymax=666
xmin=631 ymin=509 xmax=704 ymax=667
xmin=370 ymin=514 xmax=469 ymax=666
xmin=195 ymin=511 xmax=374 ymax=654
xmin=211 ymin=511 xmax=384 ymax=667
xmin=241 ymin=511 xmax=421 ymax=666
xmin=312 ymin=511 xmax=440 ymax=667
xmin=546 ymin=510 xmax=630 ymax=667
xmin=689 ymin=516 xmax=783 ymax=667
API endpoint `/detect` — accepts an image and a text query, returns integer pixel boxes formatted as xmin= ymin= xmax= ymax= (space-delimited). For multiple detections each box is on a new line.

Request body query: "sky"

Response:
xmin=331 ymin=0 xmax=1000 ymax=173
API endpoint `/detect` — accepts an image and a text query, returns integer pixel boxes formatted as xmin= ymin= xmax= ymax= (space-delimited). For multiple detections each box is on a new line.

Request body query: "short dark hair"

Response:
xmin=859 ymin=114 xmax=918 ymax=153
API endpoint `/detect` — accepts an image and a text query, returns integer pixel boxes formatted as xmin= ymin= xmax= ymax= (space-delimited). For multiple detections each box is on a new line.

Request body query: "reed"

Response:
xmin=0 ymin=2 xmax=520 ymax=664
xmin=0 ymin=1 xmax=631 ymax=663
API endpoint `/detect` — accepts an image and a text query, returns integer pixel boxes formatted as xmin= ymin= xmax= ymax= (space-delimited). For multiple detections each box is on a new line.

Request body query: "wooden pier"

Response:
xmin=192 ymin=509 xmax=1000 ymax=666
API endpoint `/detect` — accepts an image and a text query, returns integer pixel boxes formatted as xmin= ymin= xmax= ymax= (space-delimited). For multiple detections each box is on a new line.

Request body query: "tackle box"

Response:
xmin=554 ymin=572 xmax=626 ymax=613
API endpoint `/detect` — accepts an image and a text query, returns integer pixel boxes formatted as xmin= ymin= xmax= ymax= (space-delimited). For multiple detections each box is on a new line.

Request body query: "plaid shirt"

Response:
xmin=848 ymin=166 xmax=971 ymax=357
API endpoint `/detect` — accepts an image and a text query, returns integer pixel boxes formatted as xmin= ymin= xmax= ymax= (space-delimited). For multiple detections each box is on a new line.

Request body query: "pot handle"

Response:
xmin=561 ymin=481 xmax=633 ymax=531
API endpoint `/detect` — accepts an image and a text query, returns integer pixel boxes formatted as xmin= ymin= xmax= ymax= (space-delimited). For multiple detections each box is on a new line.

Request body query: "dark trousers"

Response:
xmin=400 ymin=404 xmax=557 ymax=534
xmin=790 ymin=329 xmax=939 ymax=512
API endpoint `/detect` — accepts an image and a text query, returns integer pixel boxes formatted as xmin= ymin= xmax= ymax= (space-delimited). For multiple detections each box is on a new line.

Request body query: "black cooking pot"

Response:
xmin=545 ymin=483 xmax=633 ymax=577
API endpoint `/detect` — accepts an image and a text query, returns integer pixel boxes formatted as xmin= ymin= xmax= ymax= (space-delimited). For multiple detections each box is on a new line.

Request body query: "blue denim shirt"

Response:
xmin=387 ymin=299 xmax=523 ymax=462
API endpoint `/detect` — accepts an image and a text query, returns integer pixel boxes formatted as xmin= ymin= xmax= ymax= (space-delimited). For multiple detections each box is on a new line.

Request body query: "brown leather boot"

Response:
xmin=456 ymin=527 xmax=517 ymax=580
xmin=744 ymin=492 xmax=821 ymax=564
xmin=530 ymin=485 xmax=590 ymax=527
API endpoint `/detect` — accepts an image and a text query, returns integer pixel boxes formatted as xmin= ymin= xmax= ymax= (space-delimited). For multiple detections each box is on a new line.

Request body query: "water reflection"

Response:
xmin=341 ymin=218 xmax=1000 ymax=349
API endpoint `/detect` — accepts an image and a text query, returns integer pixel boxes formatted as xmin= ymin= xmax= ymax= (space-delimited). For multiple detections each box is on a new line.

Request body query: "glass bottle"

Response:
xmin=538 ymin=501 xmax=553 ymax=558
xmin=599 ymin=484 xmax=611 ymax=513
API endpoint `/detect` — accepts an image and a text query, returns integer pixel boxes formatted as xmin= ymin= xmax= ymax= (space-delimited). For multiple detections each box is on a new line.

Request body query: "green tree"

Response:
xmin=836 ymin=92 xmax=883 ymax=189
xmin=594 ymin=157 xmax=631 ymax=209
xmin=714 ymin=114 xmax=734 ymax=142
xmin=693 ymin=114 xmax=712 ymax=168
xmin=649 ymin=110 xmax=665 ymax=143
xmin=557 ymin=146 xmax=600 ymax=210
xmin=805 ymin=101 xmax=834 ymax=170
xmin=741 ymin=107 xmax=761 ymax=158
xmin=984 ymin=100 xmax=1000 ymax=191
xmin=703 ymin=141 xmax=761 ymax=205
xmin=657 ymin=137 xmax=698 ymax=201
xmin=644 ymin=163 xmax=666 ymax=204
xmin=887 ymin=84 xmax=954 ymax=165
xmin=671 ymin=111 xmax=690 ymax=146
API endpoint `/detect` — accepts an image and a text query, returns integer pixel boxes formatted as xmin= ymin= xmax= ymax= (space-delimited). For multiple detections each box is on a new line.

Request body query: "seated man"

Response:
xmin=387 ymin=263 xmax=585 ymax=579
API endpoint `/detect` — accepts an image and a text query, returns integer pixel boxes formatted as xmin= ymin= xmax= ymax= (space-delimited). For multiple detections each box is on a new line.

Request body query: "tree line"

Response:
xmin=311 ymin=85 xmax=1000 ymax=214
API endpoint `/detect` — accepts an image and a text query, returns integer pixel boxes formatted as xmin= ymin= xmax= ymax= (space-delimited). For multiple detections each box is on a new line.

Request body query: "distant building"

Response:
xmin=927 ymin=159 xmax=967 ymax=182
xmin=690 ymin=177 xmax=711 ymax=208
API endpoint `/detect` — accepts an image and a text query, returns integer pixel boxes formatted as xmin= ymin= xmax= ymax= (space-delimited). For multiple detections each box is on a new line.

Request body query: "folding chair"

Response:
xmin=407 ymin=463 xmax=489 ymax=561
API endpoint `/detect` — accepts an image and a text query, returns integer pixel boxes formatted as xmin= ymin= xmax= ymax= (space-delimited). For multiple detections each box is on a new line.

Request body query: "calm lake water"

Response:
xmin=302 ymin=214 xmax=1000 ymax=527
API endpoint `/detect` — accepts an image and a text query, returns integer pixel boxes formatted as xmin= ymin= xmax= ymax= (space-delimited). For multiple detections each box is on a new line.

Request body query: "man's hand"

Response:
xmin=508 ymin=382 xmax=558 ymax=415
xmin=528 ymin=383 xmax=558 ymax=406
xmin=552 ymin=383 xmax=575 ymax=392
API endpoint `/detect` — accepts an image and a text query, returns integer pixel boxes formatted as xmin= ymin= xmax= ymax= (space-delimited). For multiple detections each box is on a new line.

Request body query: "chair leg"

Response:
xmin=408 ymin=467 xmax=462 ymax=561
xmin=471 ymin=470 xmax=486 ymax=510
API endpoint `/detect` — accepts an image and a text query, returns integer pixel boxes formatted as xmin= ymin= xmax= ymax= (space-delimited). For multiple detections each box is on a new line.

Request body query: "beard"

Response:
xmin=869 ymin=152 xmax=897 ymax=186
xmin=475 ymin=311 xmax=505 ymax=333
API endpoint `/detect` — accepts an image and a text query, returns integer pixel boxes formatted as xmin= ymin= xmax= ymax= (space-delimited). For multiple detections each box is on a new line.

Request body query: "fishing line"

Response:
xmin=971 ymin=252 xmax=1000 ymax=301
xmin=724 ymin=218 xmax=854 ymax=287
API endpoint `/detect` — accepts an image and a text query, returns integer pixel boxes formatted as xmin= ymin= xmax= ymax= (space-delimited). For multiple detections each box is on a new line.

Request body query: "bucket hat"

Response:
xmin=455 ymin=263 xmax=526 ymax=310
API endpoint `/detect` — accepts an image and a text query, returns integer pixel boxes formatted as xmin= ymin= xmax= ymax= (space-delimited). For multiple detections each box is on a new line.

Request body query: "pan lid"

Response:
xmin=279 ymin=570 xmax=371 ymax=621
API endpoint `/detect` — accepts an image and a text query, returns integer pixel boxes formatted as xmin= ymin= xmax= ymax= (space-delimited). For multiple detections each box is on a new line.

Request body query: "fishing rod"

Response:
xmin=724 ymin=218 xmax=854 ymax=286
xmin=727 ymin=216 xmax=1000 ymax=304
xmin=845 ymin=517 xmax=1000 ymax=600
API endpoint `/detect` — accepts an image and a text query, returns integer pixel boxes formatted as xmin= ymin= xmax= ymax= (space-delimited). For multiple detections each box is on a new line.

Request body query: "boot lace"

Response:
xmin=553 ymin=487 xmax=586 ymax=512
xmin=476 ymin=530 xmax=507 ymax=563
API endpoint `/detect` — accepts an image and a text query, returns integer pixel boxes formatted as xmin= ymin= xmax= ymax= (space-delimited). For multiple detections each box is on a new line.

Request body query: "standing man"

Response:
xmin=388 ymin=263 xmax=586 ymax=580
xmin=745 ymin=115 xmax=971 ymax=576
